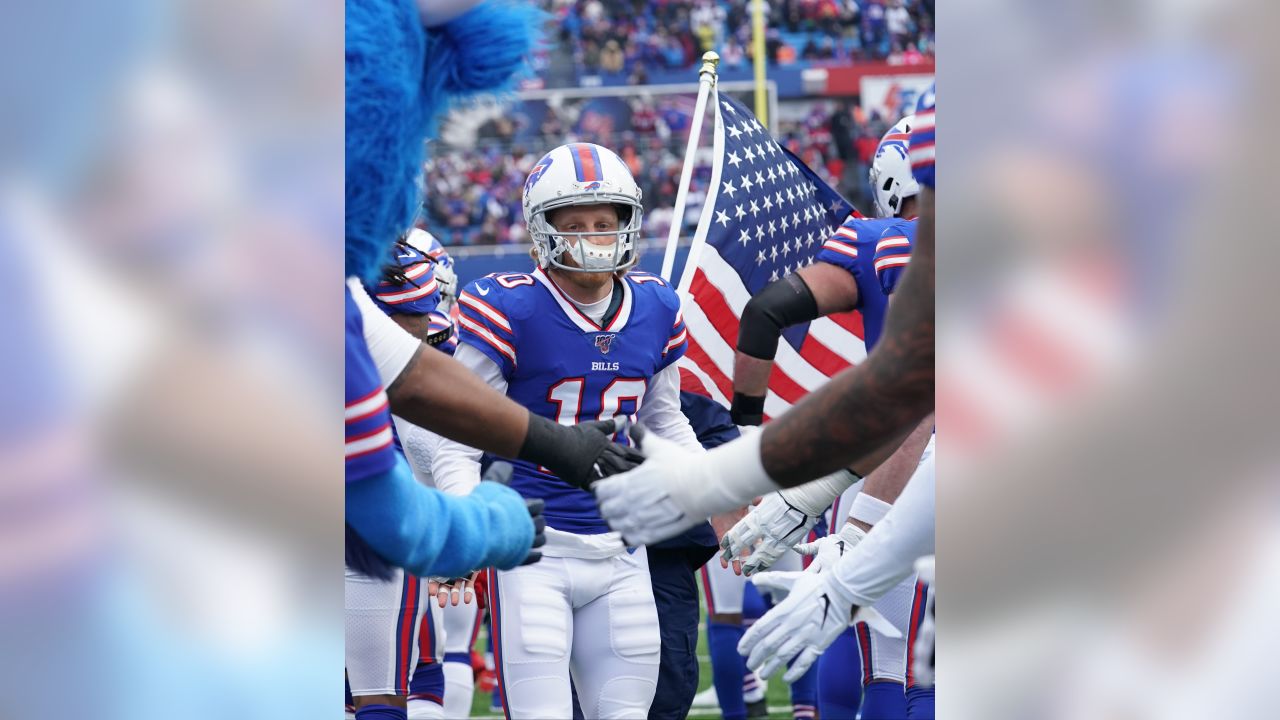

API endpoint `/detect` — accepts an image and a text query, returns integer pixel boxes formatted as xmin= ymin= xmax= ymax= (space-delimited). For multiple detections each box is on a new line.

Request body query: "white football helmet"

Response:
xmin=523 ymin=142 xmax=642 ymax=273
xmin=869 ymin=115 xmax=920 ymax=218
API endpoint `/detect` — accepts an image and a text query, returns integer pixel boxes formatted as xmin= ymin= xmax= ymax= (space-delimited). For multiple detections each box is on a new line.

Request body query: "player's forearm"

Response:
xmin=732 ymin=352 xmax=774 ymax=398
xmin=760 ymin=199 xmax=934 ymax=486
xmin=848 ymin=415 xmax=934 ymax=532
xmin=732 ymin=273 xmax=821 ymax=425
xmin=387 ymin=344 xmax=529 ymax=458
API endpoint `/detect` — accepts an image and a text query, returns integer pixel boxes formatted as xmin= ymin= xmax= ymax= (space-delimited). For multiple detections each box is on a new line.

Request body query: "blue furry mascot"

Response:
xmin=345 ymin=0 xmax=543 ymax=579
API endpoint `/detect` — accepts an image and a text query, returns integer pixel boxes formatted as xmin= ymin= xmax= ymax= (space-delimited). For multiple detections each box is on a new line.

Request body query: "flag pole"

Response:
xmin=677 ymin=83 xmax=726 ymax=295
xmin=660 ymin=51 xmax=720 ymax=283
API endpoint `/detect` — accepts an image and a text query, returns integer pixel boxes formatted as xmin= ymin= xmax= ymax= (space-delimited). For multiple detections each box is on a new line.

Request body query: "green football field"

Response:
xmin=468 ymin=585 xmax=796 ymax=719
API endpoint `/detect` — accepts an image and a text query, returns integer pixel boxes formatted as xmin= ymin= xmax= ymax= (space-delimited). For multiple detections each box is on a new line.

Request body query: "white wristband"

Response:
xmin=777 ymin=469 xmax=860 ymax=517
xmin=848 ymin=492 xmax=893 ymax=526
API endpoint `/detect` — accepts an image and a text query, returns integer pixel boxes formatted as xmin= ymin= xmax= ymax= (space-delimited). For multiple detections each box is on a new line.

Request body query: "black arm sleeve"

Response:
xmin=736 ymin=273 xmax=821 ymax=360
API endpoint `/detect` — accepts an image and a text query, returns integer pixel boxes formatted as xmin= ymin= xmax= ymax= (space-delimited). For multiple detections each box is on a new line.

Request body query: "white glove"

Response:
xmin=739 ymin=570 xmax=855 ymax=682
xmin=595 ymin=426 xmax=778 ymax=546
xmin=718 ymin=492 xmax=820 ymax=576
xmin=743 ymin=568 xmax=900 ymax=682
xmin=794 ymin=521 xmax=867 ymax=575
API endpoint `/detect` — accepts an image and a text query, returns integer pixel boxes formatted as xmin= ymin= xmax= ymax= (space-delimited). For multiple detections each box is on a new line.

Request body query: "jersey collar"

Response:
xmin=533 ymin=266 xmax=633 ymax=333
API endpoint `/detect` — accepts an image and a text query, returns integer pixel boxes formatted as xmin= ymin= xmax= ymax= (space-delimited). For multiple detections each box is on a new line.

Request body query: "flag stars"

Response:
xmin=767 ymin=219 xmax=778 ymax=237
xmin=754 ymin=171 xmax=764 ymax=187
xmin=756 ymin=250 xmax=766 ymax=265
xmin=781 ymin=239 xmax=791 ymax=256
xmin=728 ymin=124 xmax=744 ymax=140
xmin=751 ymin=118 xmax=763 ymax=132
xmin=767 ymin=166 xmax=777 ymax=183
xmin=742 ymin=174 xmax=754 ymax=192
xmin=775 ymin=191 xmax=784 ymax=207
xmin=728 ymin=152 xmax=742 ymax=169
xmin=734 ymin=204 xmax=746 ymax=221
xmin=723 ymin=101 xmax=738 ymax=115
xmin=723 ymin=179 xmax=737 ymax=198
xmin=749 ymin=199 xmax=760 ymax=217
xmin=738 ymin=228 xmax=751 ymax=245
xmin=762 ymin=195 xmax=773 ymax=212
xmin=744 ymin=145 xmax=756 ymax=163
xmin=780 ymin=215 xmax=790 ymax=234
xmin=741 ymin=122 xmax=755 ymax=136
xmin=770 ymin=245 xmax=779 ymax=261
xmin=756 ymin=224 xmax=766 ymax=241
xmin=770 ymin=269 xmax=779 ymax=282
xmin=716 ymin=209 xmax=730 ymax=227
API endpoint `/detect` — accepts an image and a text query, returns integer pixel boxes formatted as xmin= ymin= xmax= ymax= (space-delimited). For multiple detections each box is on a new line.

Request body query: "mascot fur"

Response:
xmin=345 ymin=0 xmax=543 ymax=578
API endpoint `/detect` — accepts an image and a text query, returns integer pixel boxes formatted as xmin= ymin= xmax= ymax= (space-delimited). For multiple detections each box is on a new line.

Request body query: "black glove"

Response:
xmin=482 ymin=461 xmax=546 ymax=565
xmin=517 ymin=414 xmax=645 ymax=490
xmin=522 ymin=498 xmax=547 ymax=566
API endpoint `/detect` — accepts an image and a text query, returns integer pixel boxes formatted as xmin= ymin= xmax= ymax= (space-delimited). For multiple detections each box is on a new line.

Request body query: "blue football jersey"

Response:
xmin=814 ymin=214 xmax=916 ymax=349
xmin=345 ymin=285 xmax=397 ymax=482
xmin=456 ymin=267 xmax=688 ymax=534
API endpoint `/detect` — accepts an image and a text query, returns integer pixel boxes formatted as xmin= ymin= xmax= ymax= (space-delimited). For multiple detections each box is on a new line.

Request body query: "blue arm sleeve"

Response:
xmin=346 ymin=454 xmax=534 ymax=577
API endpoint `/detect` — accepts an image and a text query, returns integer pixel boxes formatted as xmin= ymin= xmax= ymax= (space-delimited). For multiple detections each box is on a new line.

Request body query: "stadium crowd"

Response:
xmin=545 ymin=0 xmax=934 ymax=80
xmin=423 ymin=98 xmax=896 ymax=246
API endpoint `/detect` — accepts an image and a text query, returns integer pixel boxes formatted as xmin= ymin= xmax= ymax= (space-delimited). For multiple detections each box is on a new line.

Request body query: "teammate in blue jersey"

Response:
xmin=430 ymin=142 xmax=704 ymax=719
xmin=711 ymin=117 xmax=930 ymax=720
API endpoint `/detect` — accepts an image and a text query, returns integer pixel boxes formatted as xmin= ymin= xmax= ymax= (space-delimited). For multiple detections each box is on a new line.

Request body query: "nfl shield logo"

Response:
xmin=594 ymin=333 xmax=617 ymax=354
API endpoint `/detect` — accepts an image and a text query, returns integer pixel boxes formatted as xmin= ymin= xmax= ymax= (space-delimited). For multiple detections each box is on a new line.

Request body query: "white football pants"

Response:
xmin=441 ymin=601 xmax=480 ymax=718
xmin=345 ymin=567 xmax=425 ymax=696
xmin=489 ymin=549 xmax=661 ymax=719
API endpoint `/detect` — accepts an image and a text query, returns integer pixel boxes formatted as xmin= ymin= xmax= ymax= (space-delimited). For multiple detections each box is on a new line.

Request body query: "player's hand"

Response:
xmin=521 ymin=498 xmax=546 ymax=565
xmin=794 ymin=521 xmax=867 ymax=575
xmin=740 ymin=571 xmax=856 ymax=682
xmin=594 ymin=428 xmax=695 ymax=545
xmin=428 ymin=572 xmax=480 ymax=607
xmin=595 ymin=424 xmax=776 ymax=546
xmin=718 ymin=492 xmax=821 ymax=576
xmin=521 ymin=415 xmax=645 ymax=491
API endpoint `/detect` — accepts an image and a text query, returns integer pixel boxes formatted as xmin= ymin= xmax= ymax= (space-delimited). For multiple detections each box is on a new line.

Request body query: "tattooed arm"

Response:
xmin=762 ymin=189 xmax=935 ymax=485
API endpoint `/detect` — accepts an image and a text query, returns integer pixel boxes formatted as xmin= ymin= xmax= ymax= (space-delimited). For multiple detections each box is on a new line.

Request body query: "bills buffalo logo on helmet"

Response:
xmin=525 ymin=158 xmax=553 ymax=194
xmin=594 ymin=333 xmax=617 ymax=354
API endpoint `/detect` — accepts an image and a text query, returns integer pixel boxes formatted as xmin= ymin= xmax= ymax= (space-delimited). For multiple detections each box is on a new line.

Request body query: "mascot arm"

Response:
xmin=347 ymin=453 xmax=534 ymax=578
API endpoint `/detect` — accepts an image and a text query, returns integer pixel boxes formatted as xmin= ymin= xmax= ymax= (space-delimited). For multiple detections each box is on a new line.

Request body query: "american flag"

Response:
xmin=675 ymin=93 xmax=868 ymax=421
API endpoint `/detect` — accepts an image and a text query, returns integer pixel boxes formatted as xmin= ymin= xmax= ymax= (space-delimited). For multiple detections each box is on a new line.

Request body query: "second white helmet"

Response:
xmin=523 ymin=142 xmax=642 ymax=273
xmin=869 ymin=115 xmax=920 ymax=218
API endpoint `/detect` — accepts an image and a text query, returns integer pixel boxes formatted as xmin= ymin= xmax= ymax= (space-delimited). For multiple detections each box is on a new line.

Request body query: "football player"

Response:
xmin=348 ymin=243 xmax=493 ymax=720
xmin=594 ymin=85 xmax=936 ymax=557
xmin=717 ymin=116 xmax=933 ymax=719
xmin=737 ymin=86 xmax=938 ymax=720
xmin=430 ymin=142 xmax=703 ymax=719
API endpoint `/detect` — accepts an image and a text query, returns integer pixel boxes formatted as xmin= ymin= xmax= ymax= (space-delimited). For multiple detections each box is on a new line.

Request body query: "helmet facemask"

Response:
xmin=530 ymin=195 xmax=642 ymax=274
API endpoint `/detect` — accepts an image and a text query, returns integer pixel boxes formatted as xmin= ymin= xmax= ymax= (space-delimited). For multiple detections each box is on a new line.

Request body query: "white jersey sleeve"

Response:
xmin=429 ymin=342 xmax=508 ymax=496
xmin=347 ymin=276 xmax=423 ymax=386
xmin=832 ymin=438 xmax=936 ymax=607
xmin=637 ymin=364 xmax=703 ymax=452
